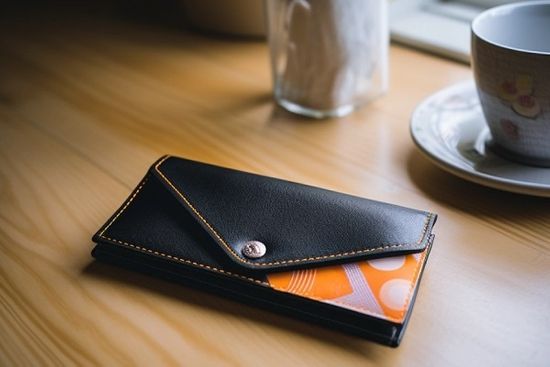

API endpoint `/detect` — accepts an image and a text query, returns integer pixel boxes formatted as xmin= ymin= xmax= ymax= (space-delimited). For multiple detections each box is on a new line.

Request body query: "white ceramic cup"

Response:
xmin=471 ymin=1 xmax=550 ymax=167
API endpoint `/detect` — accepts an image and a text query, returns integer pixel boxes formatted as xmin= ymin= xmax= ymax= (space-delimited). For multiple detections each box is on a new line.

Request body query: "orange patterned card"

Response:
xmin=267 ymin=250 xmax=428 ymax=323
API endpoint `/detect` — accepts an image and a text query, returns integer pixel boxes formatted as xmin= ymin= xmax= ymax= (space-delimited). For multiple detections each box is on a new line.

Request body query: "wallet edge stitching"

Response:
xmin=99 ymin=233 xmax=428 ymax=324
xmin=96 ymin=168 xmax=430 ymax=323
xmin=97 ymin=173 xmax=269 ymax=286
xmin=153 ymin=155 xmax=435 ymax=267
xmin=101 ymin=235 xmax=270 ymax=286
xmin=98 ymin=176 xmax=150 ymax=239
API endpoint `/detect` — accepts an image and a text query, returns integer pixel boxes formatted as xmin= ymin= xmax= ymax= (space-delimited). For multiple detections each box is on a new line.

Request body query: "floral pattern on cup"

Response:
xmin=513 ymin=95 xmax=541 ymax=118
xmin=500 ymin=118 xmax=520 ymax=141
xmin=497 ymin=75 xmax=540 ymax=119
xmin=498 ymin=80 xmax=520 ymax=102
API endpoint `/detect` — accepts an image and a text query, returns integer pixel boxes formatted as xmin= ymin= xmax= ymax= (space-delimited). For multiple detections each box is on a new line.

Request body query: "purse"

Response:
xmin=92 ymin=155 xmax=437 ymax=347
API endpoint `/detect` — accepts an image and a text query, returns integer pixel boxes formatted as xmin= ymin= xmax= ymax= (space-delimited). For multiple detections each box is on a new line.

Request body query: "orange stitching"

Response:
xmin=97 ymin=161 xmax=431 ymax=322
xmin=154 ymin=155 xmax=435 ymax=267
xmin=96 ymin=169 xmax=268 ymax=286
xmin=102 ymin=236 xmax=269 ymax=286
xmin=101 ymin=231 xmax=428 ymax=322
xmin=99 ymin=233 xmax=429 ymax=322
xmin=153 ymin=156 xmax=249 ymax=262
xmin=99 ymin=176 xmax=149 ymax=238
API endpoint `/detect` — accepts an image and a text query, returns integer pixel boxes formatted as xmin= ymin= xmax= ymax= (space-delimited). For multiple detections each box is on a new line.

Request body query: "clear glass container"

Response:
xmin=265 ymin=0 xmax=388 ymax=118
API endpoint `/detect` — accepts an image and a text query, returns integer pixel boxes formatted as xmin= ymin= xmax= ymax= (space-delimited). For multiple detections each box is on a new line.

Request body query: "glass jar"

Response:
xmin=265 ymin=0 xmax=388 ymax=118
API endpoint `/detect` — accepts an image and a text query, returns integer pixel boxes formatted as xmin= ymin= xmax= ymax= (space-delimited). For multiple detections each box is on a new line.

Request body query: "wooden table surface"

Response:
xmin=1 ymin=6 xmax=549 ymax=367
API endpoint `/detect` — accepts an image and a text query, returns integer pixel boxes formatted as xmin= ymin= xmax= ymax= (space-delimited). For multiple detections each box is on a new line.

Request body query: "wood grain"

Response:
xmin=1 ymin=7 xmax=549 ymax=367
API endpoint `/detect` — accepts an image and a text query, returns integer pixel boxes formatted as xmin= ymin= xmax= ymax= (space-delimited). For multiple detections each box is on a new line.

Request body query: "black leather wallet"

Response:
xmin=92 ymin=155 xmax=437 ymax=346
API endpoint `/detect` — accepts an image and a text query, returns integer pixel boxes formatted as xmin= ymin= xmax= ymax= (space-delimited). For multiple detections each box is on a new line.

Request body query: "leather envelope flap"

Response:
xmin=145 ymin=156 xmax=437 ymax=271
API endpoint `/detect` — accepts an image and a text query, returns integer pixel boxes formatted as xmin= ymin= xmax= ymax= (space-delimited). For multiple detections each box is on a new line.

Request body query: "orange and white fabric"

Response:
xmin=267 ymin=251 xmax=427 ymax=323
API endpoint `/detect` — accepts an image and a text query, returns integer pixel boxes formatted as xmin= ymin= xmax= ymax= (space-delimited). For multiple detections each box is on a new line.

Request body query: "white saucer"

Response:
xmin=411 ymin=80 xmax=550 ymax=197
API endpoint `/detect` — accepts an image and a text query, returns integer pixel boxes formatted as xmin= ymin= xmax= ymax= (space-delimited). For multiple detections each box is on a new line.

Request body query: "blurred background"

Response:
xmin=2 ymin=0 xmax=519 ymax=63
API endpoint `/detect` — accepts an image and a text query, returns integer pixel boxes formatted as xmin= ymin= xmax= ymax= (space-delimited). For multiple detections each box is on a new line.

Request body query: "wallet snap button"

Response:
xmin=242 ymin=241 xmax=266 ymax=259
